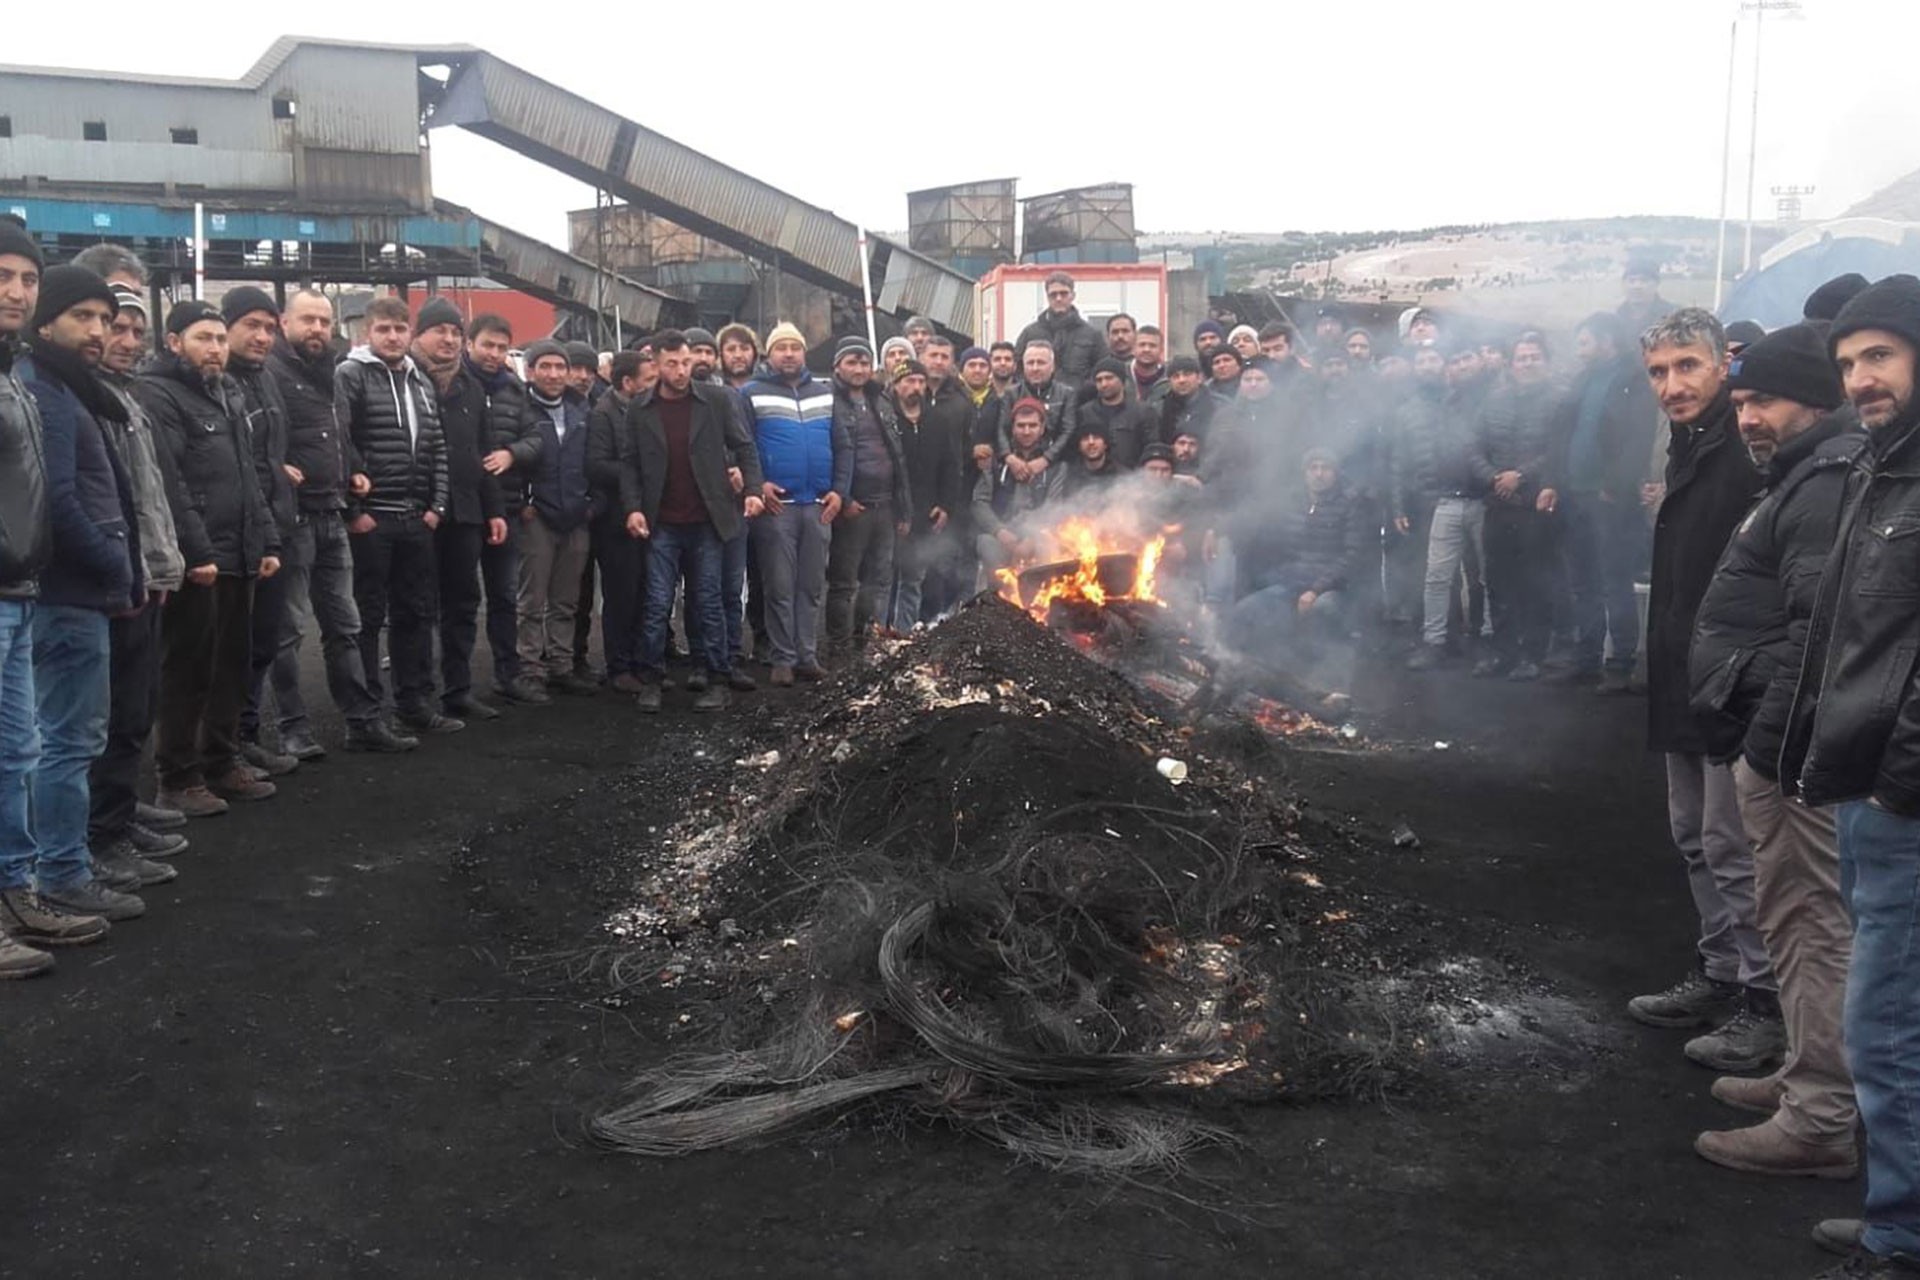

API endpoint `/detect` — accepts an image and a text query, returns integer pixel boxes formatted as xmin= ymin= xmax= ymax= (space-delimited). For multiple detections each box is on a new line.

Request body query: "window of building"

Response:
xmin=170 ymin=127 xmax=199 ymax=145
xmin=0 ymin=117 xmax=11 ymax=139
xmin=271 ymin=98 xmax=296 ymax=120
xmin=82 ymin=121 xmax=106 ymax=142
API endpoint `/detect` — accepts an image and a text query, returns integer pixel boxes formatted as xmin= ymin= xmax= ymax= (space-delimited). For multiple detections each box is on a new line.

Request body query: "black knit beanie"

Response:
xmin=1804 ymin=273 xmax=1870 ymax=324
xmin=1828 ymin=275 xmax=1920 ymax=362
xmin=1093 ymin=356 xmax=1128 ymax=381
xmin=415 ymin=295 xmax=463 ymax=333
xmin=1727 ymin=323 xmax=1843 ymax=410
xmin=166 ymin=299 xmax=223 ymax=336
xmin=219 ymin=285 xmax=277 ymax=327
xmin=29 ymin=265 xmax=115 ymax=331
xmin=0 ymin=219 xmax=43 ymax=269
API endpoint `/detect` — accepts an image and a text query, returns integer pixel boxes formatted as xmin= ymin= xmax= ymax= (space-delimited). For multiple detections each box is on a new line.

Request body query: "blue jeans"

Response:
xmin=1840 ymin=799 xmax=1920 ymax=1261
xmin=0 ymin=600 xmax=40 ymax=892
xmin=1226 ymin=583 xmax=1353 ymax=694
xmin=29 ymin=605 xmax=110 ymax=892
xmin=642 ymin=523 xmax=728 ymax=677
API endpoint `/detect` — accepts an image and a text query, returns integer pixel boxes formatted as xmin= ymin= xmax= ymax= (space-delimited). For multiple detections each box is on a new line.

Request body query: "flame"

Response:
xmin=995 ymin=517 xmax=1170 ymax=622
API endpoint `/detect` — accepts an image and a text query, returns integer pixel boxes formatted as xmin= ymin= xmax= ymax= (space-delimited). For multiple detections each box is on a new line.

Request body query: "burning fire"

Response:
xmin=995 ymin=518 xmax=1168 ymax=621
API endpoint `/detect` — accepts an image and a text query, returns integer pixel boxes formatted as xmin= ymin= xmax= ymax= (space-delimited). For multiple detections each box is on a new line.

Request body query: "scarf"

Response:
xmin=25 ymin=335 xmax=128 ymax=425
xmin=415 ymin=345 xmax=461 ymax=394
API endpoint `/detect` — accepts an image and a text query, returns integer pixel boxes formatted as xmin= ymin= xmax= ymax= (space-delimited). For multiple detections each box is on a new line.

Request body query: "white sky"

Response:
xmin=10 ymin=1 xmax=1918 ymax=245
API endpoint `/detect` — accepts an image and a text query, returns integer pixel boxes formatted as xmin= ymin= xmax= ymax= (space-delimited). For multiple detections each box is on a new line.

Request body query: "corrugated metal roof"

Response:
xmin=0 ymin=36 xmax=478 ymax=91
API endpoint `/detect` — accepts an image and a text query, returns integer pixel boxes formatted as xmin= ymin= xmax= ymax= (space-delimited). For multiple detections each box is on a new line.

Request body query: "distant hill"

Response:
xmin=1844 ymin=169 xmax=1920 ymax=222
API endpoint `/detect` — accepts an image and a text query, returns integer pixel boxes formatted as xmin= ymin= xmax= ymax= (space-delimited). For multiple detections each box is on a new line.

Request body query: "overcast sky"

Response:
xmin=9 ymin=1 xmax=1918 ymax=246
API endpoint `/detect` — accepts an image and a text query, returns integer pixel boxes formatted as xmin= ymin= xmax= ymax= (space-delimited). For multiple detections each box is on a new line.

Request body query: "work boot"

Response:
xmin=1811 ymin=1249 xmax=1920 ymax=1278
xmin=769 ymin=665 xmax=795 ymax=688
xmin=685 ymin=670 xmax=711 ymax=695
xmin=550 ymin=670 xmax=599 ymax=696
xmin=135 ymin=799 xmax=186 ymax=831
xmin=692 ymin=684 xmax=731 ymax=713
xmin=157 ymin=785 xmax=229 ymax=819
xmin=129 ymin=822 xmax=189 ymax=858
xmin=397 ymin=709 xmax=465 ymax=736
xmin=239 ymin=739 xmax=300 ymax=777
xmin=0 ymin=886 xmax=109 ymax=946
xmin=1685 ymin=993 xmax=1788 ymax=1072
xmin=208 ymin=767 xmax=276 ymax=802
xmin=40 ymin=878 xmax=145 ymax=922
xmin=572 ymin=658 xmax=602 ymax=683
xmin=1817 ymin=1221 xmax=1867 ymax=1257
xmin=1627 ymin=970 xmax=1743 ymax=1029
xmin=509 ymin=675 xmax=553 ymax=705
xmin=1711 ymin=1073 xmax=1785 ymax=1115
xmin=1405 ymin=645 xmax=1444 ymax=671
xmin=1695 ymin=1115 xmax=1857 ymax=1180
xmin=281 ymin=729 xmax=327 ymax=761
xmin=609 ymin=673 xmax=643 ymax=694
xmin=794 ymin=664 xmax=826 ymax=683
xmin=95 ymin=843 xmax=178 ymax=889
xmin=91 ymin=852 xmax=139 ymax=893
xmin=0 ymin=933 xmax=54 ymax=979
xmin=727 ymin=669 xmax=758 ymax=693
xmin=345 ymin=720 xmax=419 ymax=754
xmin=634 ymin=680 xmax=663 ymax=715
xmin=443 ymin=693 xmax=500 ymax=721
xmin=1507 ymin=660 xmax=1542 ymax=682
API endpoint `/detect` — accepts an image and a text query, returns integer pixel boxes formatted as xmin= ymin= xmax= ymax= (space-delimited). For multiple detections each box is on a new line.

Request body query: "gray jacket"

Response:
xmin=102 ymin=374 xmax=185 ymax=592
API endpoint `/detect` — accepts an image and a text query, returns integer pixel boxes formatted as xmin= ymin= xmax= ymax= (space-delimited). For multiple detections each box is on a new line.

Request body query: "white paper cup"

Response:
xmin=1156 ymin=757 xmax=1188 ymax=785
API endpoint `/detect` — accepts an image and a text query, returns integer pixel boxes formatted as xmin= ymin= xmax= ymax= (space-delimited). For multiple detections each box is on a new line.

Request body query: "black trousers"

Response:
xmin=1483 ymin=501 xmax=1557 ymax=664
xmin=594 ymin=516 xmax=647 ymax=678
xmin=481 ymin=536 xmax=519 ymax=687
xmin=572 ymin=524 xmax=601 ymax=669
xmin=350 ymin=512 xmax=438 ymax=716
xmin=436 ymin=521 xmax=485 ymax=705
xmin=240 ymin=554 xmax=293 ymax=741
xmin=157 ymin=575 xmax=254 ymax=790
xmin=89 ymin=603 xmax=161 ymax=844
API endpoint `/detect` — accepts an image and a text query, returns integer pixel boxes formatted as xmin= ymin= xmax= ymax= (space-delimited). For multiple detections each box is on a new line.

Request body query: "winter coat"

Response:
xmin=228 ymin=353 xmax=297 ymax=539
xmin=585 ymin=387 xmax=634 ymax=529
xmin=523 ymin=389 xmax=593 ymax=532
xmin=1388 ymin=381 xmax=1449 ymax=517
xmin=18 ymin=350 xmax=142 ymax=613
xmin=431 ymin=362 xmax=506 ymax=526
xmin=135 ymin=351 xmax=276 ymax=575
xmin=1471 ymin=377 xmax=1566 ymax=506
xmin=992 ymin=379 xmax=1079 ymax=466
xmin=1078 ymin=396 xmax=1156 ymax=469
xmin=1645 ymin=389 xmax=1761 ymax=754
xmin=834 ymin=380 xmax=912 ymax=514
xmin=972 ymin=452 xmax=1061 ymax=539
xmin=891 ymin=394 xmax=964 ymax=533
xmin=267 ymin=336 xmax=350 ymax=514
xmin=0 ymin=341 xmax=51 ymax=597
xmin=333 ymin=349 xmax=449 ymax=518
xmin=1562 ymin=354 xmax=1659 ymax=499
xmin=1159 ymin=388 xmax=1214 ymax=447
xmin=100 ymin=373 xmax=185 ymax=592
xmin=1783 ymin=410 xmax=1920 ymax=812
xmin=1236 ymin=479 xmax=1372 ymax=598
xmin=743 ymin=371 xmax=849 ymax=505
xmin=1687 ymin=412 xmax=1859 ymax=770
xmin=1015 ymin=306 xmax=1103 ymax=387
xmin=621 ymin=383 xmax=765 ymax=541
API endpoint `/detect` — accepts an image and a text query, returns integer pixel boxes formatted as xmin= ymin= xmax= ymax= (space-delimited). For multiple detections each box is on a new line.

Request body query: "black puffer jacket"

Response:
xmin=333 ymin=349 xmax=449 ymax=518
xmin=429 ymin=360 xmax=505 ymax=526
xmin=135 ymin=351 xmax=276 ymax=574
xmin=1078 ymin=396 xmax=1156 ymax=469
xmin=1688 ymin=412 xmax=1860 ymax=768
xmin=228 ymin=352 xmax=297 ymax=539
xmin=267 ymin=336 xmax=349 ymax=513
xmin=890 ymin=392 xmax=963 ymax=533
xmin=993 ymin=378 xmax=1079 ymax=466
xmin=1471 ymin=377 xmax=1566 ymax=506
xmin=1646 ymin=389 xmax=1761 ymax=754
xmin=1015 ymin=307 xmax=1103 ymax=386
xmin=1784 ymin=407 xmax=1920 ymax=812
xmin=1236 ymin=479 xmax=1373 ymax=597
xmin=1159 ymin=387 xmax=1214 ymax=446
xmin=0 ymin=341 xmax=50 ymax=597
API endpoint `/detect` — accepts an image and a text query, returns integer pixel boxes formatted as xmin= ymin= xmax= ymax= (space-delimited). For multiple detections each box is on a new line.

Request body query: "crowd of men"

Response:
xmin=6 ymin=223 xmax=1920 ymax=1272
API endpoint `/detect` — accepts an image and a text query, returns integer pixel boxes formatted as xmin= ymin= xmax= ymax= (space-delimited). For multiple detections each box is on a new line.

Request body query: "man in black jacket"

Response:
xmin=138 ymin=302 xmax=282 ymax=816
xmin=1628 ymin=309 xmax=1776 ymax=1061
xmin=886 ymin=359 xmax=961 ymax=631
xmin=1471 ymin=331 xmax=1566 ymax=680
xmin=1685 ymin=324 xmax=1859 ymax=1179
xmin=914 ymin=337 xmax=975 ymax=619
xmin=265 ymin=291 xmax=406 ymax=755
xmin=585 ymin=350 xmax=650 ymax=692
xmin=991 ymin=341 xmax=1079 ymax=474
xmin=510 ymin=340 xmax=593 ymax=702
xmin=335 ymin=297 xmax=456 ymax=737
xmin=1014 ymin=271 xmax=1102 ymax=387
xmin=619 ymin=331 xmax=764 ymax=713
xmin=1079 ymin=358 xmax=1155 ymax=469
xmin=823 ymin=338 xmax=910 ymax=663
xmin=1780 ymin=278 xmax=1920 ymax=1267
xmin=468 ymin=314 xmax=541 ymax=700
xmin=412 ymin=297 xmax=507 ymax=723
xmin=223 ymin=288 xmax=302 ymax=776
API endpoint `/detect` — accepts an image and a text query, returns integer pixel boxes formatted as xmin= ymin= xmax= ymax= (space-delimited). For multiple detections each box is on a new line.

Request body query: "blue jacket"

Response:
xmin=742 ymin=371 xmax=849 ymax=505
xmin=526 ymin=389 xmax=592 ymax=532
xmin=20 ymin=351 xmax=141 ymax=613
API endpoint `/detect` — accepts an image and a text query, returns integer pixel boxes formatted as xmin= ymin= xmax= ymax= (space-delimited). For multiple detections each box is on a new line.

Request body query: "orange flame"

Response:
xmin=996 ymin=517 xmax=1170 ymax=622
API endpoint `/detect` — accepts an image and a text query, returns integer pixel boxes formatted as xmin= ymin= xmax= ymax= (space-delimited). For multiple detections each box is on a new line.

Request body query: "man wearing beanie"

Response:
xmin=137 ymin=301 xmax=281 ymax=815
xmin=902 ymin=315 xmax=935 ymax=359
xmin=1781 ymin=275 xmax=1920 ymax=1272
xmin=822 ymin=337 xmax=909 ymax=665
xmin=682 ymin=329 xmax=719 ymax=385
xmin=1192 ymin=319 xmax=1226 ymax=361
xmin=1686 ymin=323 xmax=1863 ymax=1181
xmin=509 ymin=339 xmax=594 ymax=701
xmin=221 ymin=287 xmax=303 ymax=777
xmin=15 ymin=265 xmax=149 ymax=923
xmin=1804 ymin=273 xmax=1869 ymax=326
xmin=1630 ymin=309 xmax=1778 ymax=1070
xmin=883 ymin=357 xmax=959 ymax=630
xmin=1080 ymin=356 xmax=1153 ymax=469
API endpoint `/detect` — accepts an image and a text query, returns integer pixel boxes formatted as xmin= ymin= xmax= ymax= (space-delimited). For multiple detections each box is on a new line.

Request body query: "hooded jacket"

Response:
xmin=1688 ymin=411 xmax=1859 ymax=770
xmin=1014 ymin=306 xmax=1103 ymax=386
xmin=99 ymin=369 xmax=185 ymax=593
xmin=19 ymin=346 xmax=142 ymax=613
xmin=135 ymin=350 xmax=277 ymax=575
xmin=333 ymin=348 xmax=449 ymax=518
xmin=0 ymin=338 xmax=51 ymax=598
xmin=267 ymin=335 xmax=350 ymax=514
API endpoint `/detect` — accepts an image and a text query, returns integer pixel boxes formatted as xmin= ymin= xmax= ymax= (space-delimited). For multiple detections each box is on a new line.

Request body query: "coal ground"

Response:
xmin=0 ymin=615 xmax=1859 ymax=1279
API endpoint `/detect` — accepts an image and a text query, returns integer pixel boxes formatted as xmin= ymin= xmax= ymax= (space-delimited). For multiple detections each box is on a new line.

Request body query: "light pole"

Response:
xmin=1714 ymin=17 xmax=1737 ymax=310
xmin=1739 ymin=0 xmax=1804 ymax=277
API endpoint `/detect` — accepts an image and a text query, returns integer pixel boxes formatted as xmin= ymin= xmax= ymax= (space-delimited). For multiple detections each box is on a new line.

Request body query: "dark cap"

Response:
xmin=523 ymin=338 xmax=567 ymax=368
xmin=1140 ymin=443 xmax=1175 ymax=466
xmin=1093 ymin=356 xmax=1128 ymax=381
xmin=415 ymin=295 xmax=463 ymax=333
xmin=166 ymin=299 xmax=224 ymax=336
xmin=0 ymin=220 xmax=43 ymax=270
xmin=1804 ymin=273 xmax=1871 ymax=324
xmin=1828 ymin=274 xmax=1920 ymax=363
xmin=892 ymin=358 xmax=927 ymax=381
xmin=563 ymin=341 xmax=597 ymax=369
xmin=1727 ymin=322 xmax=1844 ymax=410
xmin=219 ymin=285 xmax=278 ymax=327
xmin=29 ymin=264 xmax=116 ymax=331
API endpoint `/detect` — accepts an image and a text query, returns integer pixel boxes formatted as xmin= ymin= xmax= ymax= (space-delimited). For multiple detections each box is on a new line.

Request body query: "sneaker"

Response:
xmin=157 ymin=785 xmax=229 ymax=819
xmin=40 ymin=878 xmax=145 ymax=922
xmin=635 ymin=681 xmax=663 ymax=715
xmin=239 ymin=762 xmax=272 ymax=783
xmin=129 ymin=822 xmax=189 ymax=858
xmin=0 ymin=933 xmax=54 ymax=979
xmin=692 ymin=684 xmax=731 ymax=712
xmin=0 ymin=886 xmax=109 ymax=945
xmin=727 ymin=670 xmax=758 ymax=693
xmin=208 ymin=767 xmax=277 ymax=803
xmin=135 ymin=799 xmax=187 ymax=831
xmin=281 ymin=730 xmax=327 ymax=761
xmin=443 ymin=694 xmax=500 ymax=721
xmin=1405 ymin=645 xmax=1444 ymax=672
xmin=1711 ymin=1073 xmax=1785 ymax=1115
xmin=1685 ymin=1000 xmax=1788 ymax=1073
xmin=685 ymin=670 xmax=711 ymax=695
xmin=398 ymin=709 xmax=465 ymax=735
xmin=1694 ymin=1115 xmax=1857 ymax=1180
xmin=92 ymin=848 xmax=141 ymax=892
xmin=96 ymin=845 xmax=178 ymax=889
xmin=1817 ymin=1221 xmax=1867 ymax=1257
xmin=345 ymin=720 xmax=420 ymax=754
xmin=794 ymin=664 xmax=826 ymax=683
xmin=1627 ymin=971 xmax=1743 ymax=1029
xmin=549 ymin=671 xmax=599 ymax=696
xmin=493 ymin=679 xmax=531 ymax=704
xmin=239 ymin=740 xmax=301 ymax=777
xmin=509 ymin=675 xmax=553 ymax=705
xmin=769 ymin=665 xmax=795 ymax=688
xmin=609 ymin=673 xmax=644 ymax=694
xmin=1506 ymin=660 xmax=1542 ymax=682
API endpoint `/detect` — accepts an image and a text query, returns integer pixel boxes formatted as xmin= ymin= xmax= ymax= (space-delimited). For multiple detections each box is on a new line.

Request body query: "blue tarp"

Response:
xmin=1720 ymin=222 xmax=1920 ymax=330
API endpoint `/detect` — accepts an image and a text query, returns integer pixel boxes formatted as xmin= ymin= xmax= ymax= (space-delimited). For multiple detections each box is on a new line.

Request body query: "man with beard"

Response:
xmin=886 ymin=359 xmax=961 ymax=630
xmin=902 ymin=316 xmax=935 ymax=360
xmin=991 ymin=341 xmax=1078 ymax=475
xmin=1104 ymin=313 xmax=1136 ymax=362
xmin=137 ymin=302 xmax=280 ymax=815
xmin=1630 ymin=309 xmax=1778 ymax=1075
xmin=266 ymin=291 xmax=408 ymax=754
xmin=1313 ymin=308 xmax=1346 ymax=358
xmin=823 ymin=339 xmax=910 ymax=664
xmin=974 ymin=398 xmax=1060 ymax=576
xmin=221 ymin=288 xmax=301 ymax=777
xmin=718 ymin=324 xmax=761 ymax=388
xmin=1469 ymin=331 xmax=1566 ymax=681
xmin=1193 ymin=320 xmax=1226 ymax=363
xmin=586 ymin=350 xmax=651 ymax=692
xmin=1058 ymin=420 xmax=1125 ymax=503
xmin=1015 ymin=271 xmax=1102 ymax=386
xmin=1779 ymin=278 xmax=1920 ymax=1274
xmin=469 ymin=314 xmax=542 ymax=700
xmin=1160 ymin=356 xmax=1213 ymax=445
xmin=1346 ymin=328 xmax=1375 ymax=369
xmin=509 ymin=341 xmax=595 ymax=702
xmin=411 ymin=298 xmax=508 ymax=722
xmin=683 ymin=329 xmax=720 ymax=384
xmin=1686 ymin=323 xmax=1861 ymax=1182
xmin=916 ymin=337 xmax=975 ymax=617
xmin=1406 ymin=340 xmax=1494 ymax=668
xmin=18 ymin=266 xmax=149 ymax=921
xmin=1555 ymin=313 xmax=1659 ymax=690
xmin=335 ymin=298 xmax=458 ymax=735
xmin=1080 ymin=358 xmax=1155 ymax=469
xmin=1130 ymin=325 xmax=1168 ymax=405
xmin=1206 ymin=346 xmax=1245 ymax=402
xmin=88 ymin=286 xmax=189 ymax=872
